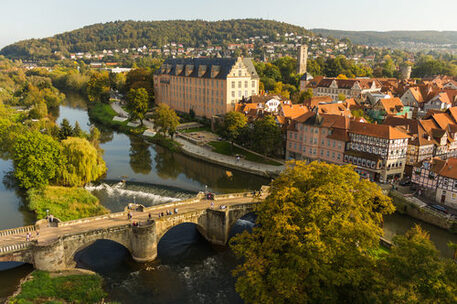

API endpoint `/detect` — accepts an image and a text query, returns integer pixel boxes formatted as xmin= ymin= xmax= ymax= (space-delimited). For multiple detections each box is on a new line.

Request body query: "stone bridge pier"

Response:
xmin=0 ymin=202 xmax=256 ymax=272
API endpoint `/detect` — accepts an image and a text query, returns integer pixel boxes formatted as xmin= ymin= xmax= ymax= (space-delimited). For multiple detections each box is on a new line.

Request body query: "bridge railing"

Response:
xmin=0 ymin=241 xmax=35 ymax=254
xmin=213 ymin=192 xmax=254 ymax=200
xmin=57 ymin=211 xmax=128 ymax=227
xmin=0 ymin=225 xmax=36 ymax=237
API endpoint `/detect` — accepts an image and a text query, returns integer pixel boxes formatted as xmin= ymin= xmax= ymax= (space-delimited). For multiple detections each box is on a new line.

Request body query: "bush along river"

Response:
xmin=2 ymin=95 xmax=457 ymax=303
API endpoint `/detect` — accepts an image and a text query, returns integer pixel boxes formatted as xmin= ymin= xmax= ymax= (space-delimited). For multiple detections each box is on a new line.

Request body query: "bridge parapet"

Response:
xmin=213 ymin=192 xmax=253 ymax=200
xmin=0 ymin=240 xmax=35 ymax=254
xmin=57 ymin=211 xmax=127 ymax=227
xmin=0 ymin=225 xmax=35 ymax=237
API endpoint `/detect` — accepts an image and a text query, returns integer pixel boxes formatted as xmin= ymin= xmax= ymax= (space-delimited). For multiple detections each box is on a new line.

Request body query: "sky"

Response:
xmin=1 ymin=0 xmax=457 ymax=48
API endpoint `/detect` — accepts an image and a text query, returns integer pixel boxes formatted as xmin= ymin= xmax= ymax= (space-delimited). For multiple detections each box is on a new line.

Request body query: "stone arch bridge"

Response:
xmin=0 ymin=189 xmax=267 ymax=272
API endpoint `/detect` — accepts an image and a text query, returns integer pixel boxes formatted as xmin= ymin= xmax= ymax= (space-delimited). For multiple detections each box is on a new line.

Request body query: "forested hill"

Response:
xmin=1 ymin=19 xmax=311 ymax=59
xmin=311 ymin=29 xmax=457 ymax=48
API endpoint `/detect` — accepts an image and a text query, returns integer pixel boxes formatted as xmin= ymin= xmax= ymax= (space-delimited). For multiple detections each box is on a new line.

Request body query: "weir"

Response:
xmin=0 ymin=188 xmax=268 ymax=271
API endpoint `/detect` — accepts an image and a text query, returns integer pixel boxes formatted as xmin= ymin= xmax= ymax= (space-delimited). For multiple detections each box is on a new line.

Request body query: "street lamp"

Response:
xmin=205 ymin=185 xmax=208 ymax=194
xmin=46 ymin=209 xmax=49 ymax=218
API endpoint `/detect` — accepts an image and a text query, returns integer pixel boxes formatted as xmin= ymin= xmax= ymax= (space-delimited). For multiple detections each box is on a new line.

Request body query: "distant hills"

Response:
xmin=311 ymin=29 xmax=457 ymax=48
xmin=0 ymin=19 xmax=311 ymax=60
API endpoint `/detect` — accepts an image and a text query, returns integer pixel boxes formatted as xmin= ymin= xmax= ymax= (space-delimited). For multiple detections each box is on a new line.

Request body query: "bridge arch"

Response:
xmin=155 ymin=213 xmax=208 ymax=245
xmin=63 ymin=227 xmax=134 ymax=268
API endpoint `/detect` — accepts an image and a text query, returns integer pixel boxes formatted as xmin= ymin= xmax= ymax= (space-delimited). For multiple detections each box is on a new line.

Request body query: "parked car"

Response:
xmin=430 ymin=204 xmax=448 ymax=214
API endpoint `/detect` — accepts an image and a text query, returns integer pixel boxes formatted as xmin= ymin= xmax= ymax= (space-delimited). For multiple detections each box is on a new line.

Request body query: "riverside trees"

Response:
xmin=230 ymin=161 xmax=457 ymax=304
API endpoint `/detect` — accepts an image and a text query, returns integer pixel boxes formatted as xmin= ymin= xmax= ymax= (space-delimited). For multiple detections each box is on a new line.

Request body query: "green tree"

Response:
xmin=58 ymin=118 xmax=74 ymax=140
xmin=252 ymin=116 xmax=281 ymax=156
xmin=152 ymin=103 xmax=180 ymax=137
xmin=126 ymin=88 xmax=149 ymax=124
xmin=28 ymin=101 xmax=48 ymax=119
xmin=376 ymin=225 xmax=457 ymax=303
xmin=231 ymin=161 xmax=394 ymax=304
xmin=299 ymin=88 xmax=313 ymax=103
xmin=87 ymin=72 xmax=110 ymax=103
xmin=13 ymin=131 xmax=63 ymax=189
xmin=72 ymin=121 xmax=84 ymax=138
xmin=337 ymin=93 xmax=346 ymax=101
xmin=223 ymin=111 xmax=247 ymax=150
xmin=58 ymin=137 xmax=107 ymax=187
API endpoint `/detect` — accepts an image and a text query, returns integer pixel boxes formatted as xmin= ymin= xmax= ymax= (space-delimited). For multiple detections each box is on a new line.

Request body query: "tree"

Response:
xmin=376 ymin=225 xmax=457 ymax=303
xmin=87 ymin=72 xmax=110 ymax=103
xmin=72 ymin=121 xmax=84 ymax=138
xmin=28 ymin=101 xmax=48 ymax=119
xmin=299 ymin=88 xmax=313 ymax=103
xmin=223 ymin=111 xmax=247 ymax=150
xmin=126 ymin=88 xmax=149 ymax=124
xmin=152 ymin=103 xmax=180 ymax=137
xmin=58 ymin=137 xmax=107 ymax=187
xmin=231 ymin=161 xmax=394 ymax=304
xmin=59 ymin=118 xmax=74 ymax=140
xmin=252 ymin=116 xmax=281 ymax=156
xmin=13 ymin=131 xmax=63 ymax=189
xmin=337 ymin=93 xmax=346 ymax=101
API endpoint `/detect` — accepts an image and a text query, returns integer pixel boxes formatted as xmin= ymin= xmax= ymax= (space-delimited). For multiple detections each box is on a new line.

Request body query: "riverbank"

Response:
xmin=103 ymin=99 xmax=285 ymax=177
xmin=7 ymin=269 xmax=108 ymax=304
xmin=389 ymin=189 xmax=457 ymax=233
xmin=27 ymin=186 xmax=109 ymax=222
xmin=175 ymin=136 xmax=284 ymax=178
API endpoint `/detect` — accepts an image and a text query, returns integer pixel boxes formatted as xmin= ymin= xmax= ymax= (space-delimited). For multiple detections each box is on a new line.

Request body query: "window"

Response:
xmin=231 ymin=82 xmax=235 ymax=89
xmin=245 ymin=81 xmax=248 ymax=88
xmin=238 ymin=70 xmax=242 ymax=76
xmin=232 ymin=91 xmax=235 ymax=98
xmin=252 ymin=81 xmax=255 ymax=87
xmin=238 ymin=81 xmax=242 ymax=88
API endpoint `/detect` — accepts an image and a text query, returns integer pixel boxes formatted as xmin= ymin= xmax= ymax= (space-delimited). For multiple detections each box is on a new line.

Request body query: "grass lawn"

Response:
xmin=208 ymin=141 xmax=282 ymax=166
xmin=10 ymin=271 xmax=107 ymax=304
xmin=181 ymin=126 xmax=212 ymax=133
xmin=88 ymin=102 xmax=145 ymax=135
xmin=27 ymin=186 xmax=109 ymax=222
xmin=149 ymin=134 xmax=182 ymax=152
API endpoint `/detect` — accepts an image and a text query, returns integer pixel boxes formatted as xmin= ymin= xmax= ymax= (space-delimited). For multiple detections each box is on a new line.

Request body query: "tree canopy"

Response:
xmin=152 ymin=103 xmax=180 ymax=137
xmin=126 ymin=88 xmax=149 ymax=124
xmin=231 ymin=161 xmax=394 ymax=304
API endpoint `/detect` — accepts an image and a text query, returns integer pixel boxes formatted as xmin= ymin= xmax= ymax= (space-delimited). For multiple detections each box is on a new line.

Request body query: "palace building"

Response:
xmin=153 ymin=57 xmax=259 ymax=117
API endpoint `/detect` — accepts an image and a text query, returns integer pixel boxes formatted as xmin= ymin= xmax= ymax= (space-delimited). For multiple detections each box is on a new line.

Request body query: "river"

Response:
xmin=1 ymin=95 xmax=457 ymax=303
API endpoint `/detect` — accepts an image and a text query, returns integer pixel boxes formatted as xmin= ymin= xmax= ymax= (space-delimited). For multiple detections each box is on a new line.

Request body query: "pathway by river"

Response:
xmin=1 ymin=95 xmax=457 ymax=303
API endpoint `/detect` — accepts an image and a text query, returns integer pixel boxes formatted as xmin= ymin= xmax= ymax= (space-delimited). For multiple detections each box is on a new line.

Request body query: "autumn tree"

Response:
xmin=126 ymin=88 xmax=149 ymax=124
xmin=152 ymin=103 xmax=180 ymax=137
xmin=87 ymin=72 xmax=110 ymax=103
xmin=375 ymin=225 xmax=457 ymax=303
xmin=231 ymin=161 xmax=395 ymax=304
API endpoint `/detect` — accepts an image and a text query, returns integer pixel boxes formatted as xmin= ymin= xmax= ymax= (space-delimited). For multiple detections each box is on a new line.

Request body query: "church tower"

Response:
xmin=297 ymin=45 xmax=308 ymax=74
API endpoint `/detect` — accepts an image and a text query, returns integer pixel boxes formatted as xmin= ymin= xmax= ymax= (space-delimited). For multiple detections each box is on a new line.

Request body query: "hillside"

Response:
xmin=311 ymin=29 xmax=457 ymax=48
xmin=1 ymin=19 xmax=311 ymax=59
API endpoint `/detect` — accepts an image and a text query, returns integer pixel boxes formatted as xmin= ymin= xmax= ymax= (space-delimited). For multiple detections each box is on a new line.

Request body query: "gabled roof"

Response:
xmin=406 ymin=87 xmax=424 ymax=103
xmin=316 ymin=78 xmax=381 ymax=90
xmin=156 ymin=57 xmax=259 ymax=79
xmin=349 ymin=121 xmax=410 ymax=140
xmin=282 ymin=104 xmax=309 ymax=119
xmin=439 ymin=158 xmax=457 ymax=180
xmin=304 ymin=96 xmax=332 ymax=108
xmin=378 ymin=97 xmax=405 ymax=115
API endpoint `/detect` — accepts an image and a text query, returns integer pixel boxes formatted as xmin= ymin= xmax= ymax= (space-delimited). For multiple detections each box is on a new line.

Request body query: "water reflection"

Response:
xmin=129 ymin=136 xmax=152 ymax=175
